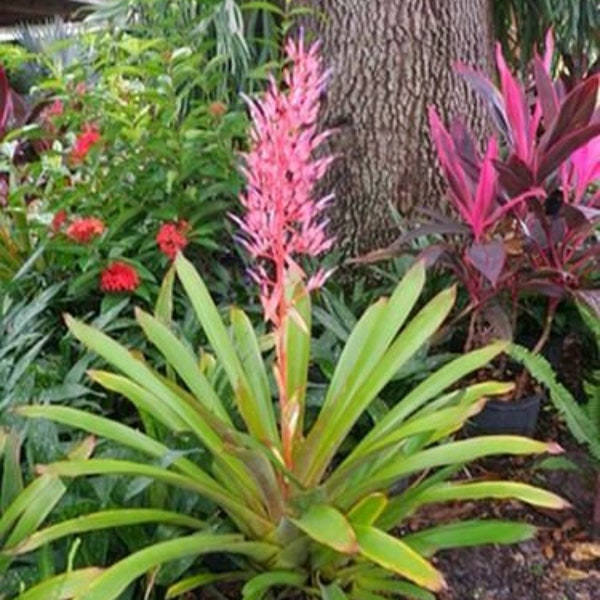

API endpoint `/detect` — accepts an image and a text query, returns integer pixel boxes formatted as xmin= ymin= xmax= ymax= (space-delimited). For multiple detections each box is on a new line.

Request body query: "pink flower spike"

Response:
xmin=236 ymin=34 xmax=335 ymax=327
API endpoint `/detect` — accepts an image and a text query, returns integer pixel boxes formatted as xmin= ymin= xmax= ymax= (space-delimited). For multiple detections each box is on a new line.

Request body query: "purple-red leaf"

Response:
xmin=533 ymin=54 xmax=559 ymax=130
xmin=450 ymin=118 xmax=481 ymax=183
xmin=539 ymin=75 xmax=599 ymax=153
xmin=466 ymin=240 xmax=506 ymax=286
xmin=538 ymin=122 xmax=600 ymax=182
xmin=495 ymin=156 xmax=535 ymax=197
xmin=455 ymin=61 xmax=511 ymax=139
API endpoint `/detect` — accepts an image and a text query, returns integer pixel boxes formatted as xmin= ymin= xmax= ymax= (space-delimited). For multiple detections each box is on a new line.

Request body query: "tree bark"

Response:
xmin=301 ymin=0 xmax=494 ymax=256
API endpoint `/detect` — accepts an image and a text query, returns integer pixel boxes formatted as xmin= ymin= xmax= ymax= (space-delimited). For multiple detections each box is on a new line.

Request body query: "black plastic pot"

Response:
xmin=465 ymin=393 xmax=543 ymax=437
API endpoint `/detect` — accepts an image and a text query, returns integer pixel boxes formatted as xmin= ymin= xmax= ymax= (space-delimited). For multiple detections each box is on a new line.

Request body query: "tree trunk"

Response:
xmin=301 ymin=0 xmax=494 ymax=256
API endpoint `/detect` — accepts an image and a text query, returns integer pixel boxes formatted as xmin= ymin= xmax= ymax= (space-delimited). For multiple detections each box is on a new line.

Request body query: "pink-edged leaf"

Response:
xmin=495 ymin=43 xmax=531 ymax=162
xmin=570 ymin=137 xmax=600 ymax=203
xmin=576 ymin=290 xmax=600 ymax=320
xmin=455 ymin=61 xmax=510 ymax=138
xmin=471 ymin=137 xmax=499 ymax=240
xmin=539 ymin=75 xmax=600 ymax=153
xmin=449 ymin=118 xmax=481 ymax=183
xmin=533 ymin=54 xmax=559 ymax=129
xmin=428 ymin=107 xmax=473 ymax=219
xmin=466 ymin=240 xmax=506 ymax=286
xmin=487 ymin=187 xmax=546 ymax=224
xmin=538 ymin=122 xmax=600 ymax=182
xmin=494 ymin=156 xmax=535 ymax=197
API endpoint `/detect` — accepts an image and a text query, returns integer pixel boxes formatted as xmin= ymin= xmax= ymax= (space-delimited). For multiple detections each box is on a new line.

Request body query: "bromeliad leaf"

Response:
xmin=354 ymin=525 xmax=446 ymax=592
xmin=403 ymin=520 xmax=537 ymax=556
xmin=292 ymin=504 xmax=358 ymax=554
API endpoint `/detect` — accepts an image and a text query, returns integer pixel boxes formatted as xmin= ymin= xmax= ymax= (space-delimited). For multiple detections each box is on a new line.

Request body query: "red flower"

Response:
xmin=51 ymin=209 xmax=68 ymax=233
xmin=66 ymin=217 xmax=105 ymax=243
xmin=100 ymin=261 xmax=140 ymax=293
xmin=156 ymin=220 xmax=190 ymax=260
xmin=71 ymin=123 xmax=100 ymax=162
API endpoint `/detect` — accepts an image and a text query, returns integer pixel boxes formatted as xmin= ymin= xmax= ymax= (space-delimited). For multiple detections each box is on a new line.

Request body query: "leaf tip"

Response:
xmin=546 ymin=442 xmax=564 ymax=455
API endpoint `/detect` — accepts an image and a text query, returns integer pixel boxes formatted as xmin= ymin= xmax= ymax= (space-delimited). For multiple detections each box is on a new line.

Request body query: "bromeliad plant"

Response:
xmin=3 ymin=37 xmax=569 ymax=600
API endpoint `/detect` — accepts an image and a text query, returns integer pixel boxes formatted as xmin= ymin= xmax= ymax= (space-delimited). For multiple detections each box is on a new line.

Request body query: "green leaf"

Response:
xmin=36 ymin=459 xmax=272 ymax=538
xmin=230 ymin=308 xmax=278 ymax=447
xmin=347 ymin=494 xmax=389 ymax=526
xmin=354 ymin=525 xmax=445 ymax=592
xmin=135 ymin=308 xmax=230 ymax=422
xmin=0 ymin=475 xmax=66 ymax=549
xmin=301 ymin=272 xmax=452 ymax=486
xmin=509 ymin=343 xmax=600 ymax=461
xmin=175 ymin=254 xmax=278 ymax=445
xmin=283 ymin=277 xmax=311 ymax=443
xmin=16 ymin=568 xmax=104 ymax=600
xmin=166 ymin=572 xmax=248 ymax=599
xmin=66 ymin=316 xmax=225 ymax=454
xmin=292 ymin=505 xmax=358 ymax=554
xmin=534 ymin=456 xmax=581 ymax=472
xmin=352 ymin=590 xmax=388 ymax=600
xmin=17 ymin=405 xmax=215 ymax=489
xmin=319 ymin=581 xmax=350 ymax=600
xmin=403 ymin=520 xmax=537 ymax=556
xmin=315 ymin=262 xmax=425 ymax=421
xmin=154 ymin=264 xmax=175 ymax=324
xmin=29 ymin=535 xmax=275 ymax=600
xmin=10 ymin=509 xmax=206 ymax=555
xmin=353 ymin=343 xmax=509 ymax=457
xmin=88 ymin=370 xmax=187 ymax=432
xmin=355 ymin=576 xmax=435 ymax=600
xmin=242 ymin=571 xmax=306 ymax=599
xmin=417 ymin=481 xmax=569 ymax=510
xmin=1 ymin=429 xmax=23 ymax=512
xmin=346 ymin=436 xmax=559 ymax=505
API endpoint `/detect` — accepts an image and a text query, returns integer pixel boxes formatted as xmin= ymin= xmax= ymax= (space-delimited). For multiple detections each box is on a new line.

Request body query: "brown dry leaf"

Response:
xmin=561 ymin=517 xmax=579 ymax=531
xmin=543 ymin=543 xmax=555 ymax=560
xmin=570 ymin=542 xmax=600 ymax=562
xmin=554 ymin=562 xmax=600 ymax=580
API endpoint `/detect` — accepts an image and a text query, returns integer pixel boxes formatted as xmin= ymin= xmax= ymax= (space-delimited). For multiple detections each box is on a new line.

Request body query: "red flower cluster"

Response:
xmin=71 ymin=123 xmax=100 ymax=162
xmin=66 ymin=217 xmax=105 ymax=243
xmin=100 ymin=261 xmax=140 ymax=293
xmin=156 ymin=220 xmax=190 ymax=260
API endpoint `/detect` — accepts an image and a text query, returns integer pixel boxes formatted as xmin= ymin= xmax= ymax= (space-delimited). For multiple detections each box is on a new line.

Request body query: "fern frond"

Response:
xmin=508 ymin=343 xmax=600 ymax=463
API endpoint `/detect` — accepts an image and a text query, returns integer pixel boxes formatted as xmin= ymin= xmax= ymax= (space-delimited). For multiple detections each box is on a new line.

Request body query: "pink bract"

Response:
xmin=235 ymin=36 xmax=335 ymax=325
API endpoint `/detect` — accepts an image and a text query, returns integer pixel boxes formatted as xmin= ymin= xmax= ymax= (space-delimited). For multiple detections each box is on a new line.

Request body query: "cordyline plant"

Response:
xmin=3 ymin=38 xmax=568 ymax=600
xmin=358 ymin=33 xmax=600 ymax=355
